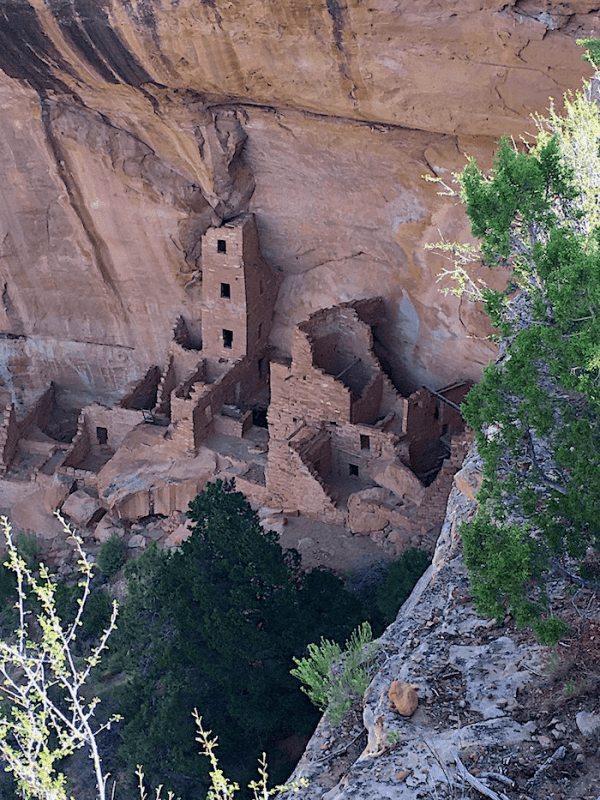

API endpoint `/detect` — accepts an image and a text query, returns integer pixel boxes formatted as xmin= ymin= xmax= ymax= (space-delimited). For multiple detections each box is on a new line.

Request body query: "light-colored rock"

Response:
xmin=61 ymin=490 xmax=102 ymax=527
xmin=128 ymin=534 xmax=146 ymax=549
xmin=453 ymin=464 xmax=483 ymax=501
xmin=260 ymin=516 xmax=287 ymax=530
xmin=374 ymin=461 xmax=425 ymax=506
xmin=576 ymin=711 xmax=600 ymax=737
xmin=348 ymin=488 xmax=391 ymax=534
xmin=93 ymin=516 xmax=124 ymax=543
xmin=45 ymin=474 xmax=75 ymax=512
xmin=388 ymin=681 xmax=419 ymax=717
xmin=164 ymin=523 xmax=193 ymax=549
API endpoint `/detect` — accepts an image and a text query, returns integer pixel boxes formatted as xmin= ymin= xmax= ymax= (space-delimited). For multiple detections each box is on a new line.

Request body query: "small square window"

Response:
xmin=220 ymin=282 xmax=231 ymax=298
xmin=217 ymin=239 xmax=227 ymax=253
xmin=222 ymin=329 xmax=233 ymax=349
xmin=360 ymin=434 xmax=370 ymax=451
xmin=349 ymin=463 xmax=359 ymax=477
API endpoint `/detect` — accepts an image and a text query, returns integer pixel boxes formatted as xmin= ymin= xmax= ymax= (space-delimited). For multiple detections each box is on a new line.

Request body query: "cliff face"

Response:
xmin=280 ymin=450 xmax=600 ymax=800
xmin=0 ymin=0 xmax=595 ymax=409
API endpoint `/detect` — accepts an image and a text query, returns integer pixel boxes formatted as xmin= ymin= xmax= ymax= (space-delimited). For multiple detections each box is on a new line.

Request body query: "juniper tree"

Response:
xmin=432 ymin=40 xmax=600 ymax=643
xmin=112 ymin=479 xmax=365 ymax=797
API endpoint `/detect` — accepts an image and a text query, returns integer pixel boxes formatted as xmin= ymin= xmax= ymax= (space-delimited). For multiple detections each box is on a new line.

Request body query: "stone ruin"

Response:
xmin=0 ymin=212 xmax=472 ymax=561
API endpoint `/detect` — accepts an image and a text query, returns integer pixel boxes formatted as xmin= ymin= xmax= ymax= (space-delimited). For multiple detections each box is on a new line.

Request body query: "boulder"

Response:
xmin=388 ymin=681 xmax=419 ymax=717
xmin=374 ymin=461 xmax=425 ymax=507
xmin=61 ymin=489 xmax=103 ymax=527
xmin=453 ymin=464 xmax=482 ymax=501
xmin=45 ymin=474 xmax=75 ymax=512
xmin=348 ymin=488 xmax=391 ymax=534
xmin=128 ymin=534 xmax=146 ymax=549
xmin=164 ymin=522 xmax=192 ymax=548
xmin=575 ymin=711 xmax=600 ymax=737
xmin=93 ymin=515 xmax=124 ymax=543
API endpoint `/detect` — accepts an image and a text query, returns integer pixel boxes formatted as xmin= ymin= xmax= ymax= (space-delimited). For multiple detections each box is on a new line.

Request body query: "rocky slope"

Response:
xmin=0 ymin=1 xmax=596 ymax=411
xmin=280 ymin=447 xmax=600 ymax=800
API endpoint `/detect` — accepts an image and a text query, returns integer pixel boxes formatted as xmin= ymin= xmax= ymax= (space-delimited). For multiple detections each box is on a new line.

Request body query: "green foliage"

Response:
xmin=54 ymin=581 xmax=113 ymax=649
xmin=376 ymin=549 xmax=431 ymax=625
xmin=111 ymin=480 xmax=366 ymax=797
xmin=0 ymin=515 xmax=120 ymax=800
xmin=577 ymin=37 xmax=600 ymax=67
xmin=16 ymin=531 xmax=40 ymax=568
xmin=290 ymin=622 xmax=379 ymax=727
xmin=96 ymin=532 xmax=125 ymax=576
xmin=440 ymin=53 xmax=600 ymax=644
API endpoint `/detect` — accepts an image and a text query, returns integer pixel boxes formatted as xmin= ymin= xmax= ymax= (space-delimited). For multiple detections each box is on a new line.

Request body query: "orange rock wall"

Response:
xmin=0 ymin=1 xmax=595 ymax=409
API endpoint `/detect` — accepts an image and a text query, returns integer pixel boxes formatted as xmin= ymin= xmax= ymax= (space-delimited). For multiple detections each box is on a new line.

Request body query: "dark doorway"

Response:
xmin=220 ymin=282 xmax=231 ymax=298
xmin=96 ymin=426 xmax=108 ymax=445
xmin=349 ymin=463 xmax=359 ymax=477
xmin=217 ymin=239 xmax=227 ymax=253
xmin=252 ymin=407 xmax=268 ymax=429
xmin=222 ymin=329 xmax=233 ymax=349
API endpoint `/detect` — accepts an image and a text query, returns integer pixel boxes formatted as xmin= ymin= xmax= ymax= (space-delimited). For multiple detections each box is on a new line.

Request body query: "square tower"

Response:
xmin=201 ymin=214 xmax=277 ymax=360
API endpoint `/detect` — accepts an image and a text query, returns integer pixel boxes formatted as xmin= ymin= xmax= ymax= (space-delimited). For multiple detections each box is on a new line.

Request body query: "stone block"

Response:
xmin=389 ymin=680 xmax=419 ymax=717
xmin=348 ymin=487 xmax=390 ymax=534
xmin=164 ymin=522 xmax=193 ymax=548
xmin=454 ymin=464 xmax=482 ymax=501
xmin=373 ymin=459 xmax=425 ymax=506
xmin=93 ymin=515 xmax=124 ymax=543
xmin=61 ymin=489 xmax=103 ymax=527
xmin=45 ymin=473 xmax=75 ymax=512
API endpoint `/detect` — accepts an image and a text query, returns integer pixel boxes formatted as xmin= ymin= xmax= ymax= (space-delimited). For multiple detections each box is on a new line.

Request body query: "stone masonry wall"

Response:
xmin=82 ymin=404 xmax=145 ymax=452
xmin=266 ymin=434 xmax=341 ymax=520
xmin=328 ymin=420 xmax=398 ymax=482
xmin=119 ymin=366 xmax=162 ymax=411
xmin=62 ymin=412 xmax=91 ymax=469
xmin=202 ymin=215 xmax=279 ymax=360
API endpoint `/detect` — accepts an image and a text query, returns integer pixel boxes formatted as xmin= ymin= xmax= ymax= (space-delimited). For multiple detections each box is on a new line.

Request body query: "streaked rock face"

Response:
xmin=0 ymin=1 xmax=595 ymax=409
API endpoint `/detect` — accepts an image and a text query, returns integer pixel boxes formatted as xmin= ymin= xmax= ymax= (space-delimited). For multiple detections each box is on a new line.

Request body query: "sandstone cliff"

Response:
xmin=0 ymin=0 xmax=595 ymax=411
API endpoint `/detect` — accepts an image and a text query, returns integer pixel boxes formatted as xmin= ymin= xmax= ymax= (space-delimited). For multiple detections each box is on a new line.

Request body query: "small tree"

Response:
xmin=96 ymin=532 xmax=125 ymax=577
xmin=430 ymin=40 xmax=600 ymax=642
xmin=0 ymin=515 xmax=119 ymax=800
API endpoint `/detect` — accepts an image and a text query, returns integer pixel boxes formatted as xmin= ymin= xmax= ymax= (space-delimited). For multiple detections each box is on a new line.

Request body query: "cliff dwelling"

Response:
xmin=0 ymin=213 xmax=471 ymax=562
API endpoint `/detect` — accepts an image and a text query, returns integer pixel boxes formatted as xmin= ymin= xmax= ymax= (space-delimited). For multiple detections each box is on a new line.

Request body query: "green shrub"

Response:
xmin=96 ymin=533 xmax=125 ymax=577
xmin=376 ymin=549 xmax=431 ymax=625
xmin=55 ymin=582 xmax=113 ymax=647
xmin=291 ymin=622 xmax=379 ymax=727
xmin=16 ymin=531 xmax=40 ymax=568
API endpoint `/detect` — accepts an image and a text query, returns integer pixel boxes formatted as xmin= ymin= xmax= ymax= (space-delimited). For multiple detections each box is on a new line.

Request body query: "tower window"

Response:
xmin=360 ymin=434 xmax=370 ymax=451
xmin=222 ymin=329 xmax=233 ymax=349
xmin=217 ymin=239 xmax=227 ymax=253
xmin=258 ymin=322 xmax=262 ymax=340
xmin=349 ymin=463 xmax=359 ymax=477
xmin=259 ymin=280 xmax=264 ymax=294
xmin=96 ymin=427 xmax=108 ymax=445
xmin=220 ymin=282 xmax=231 ymax=298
